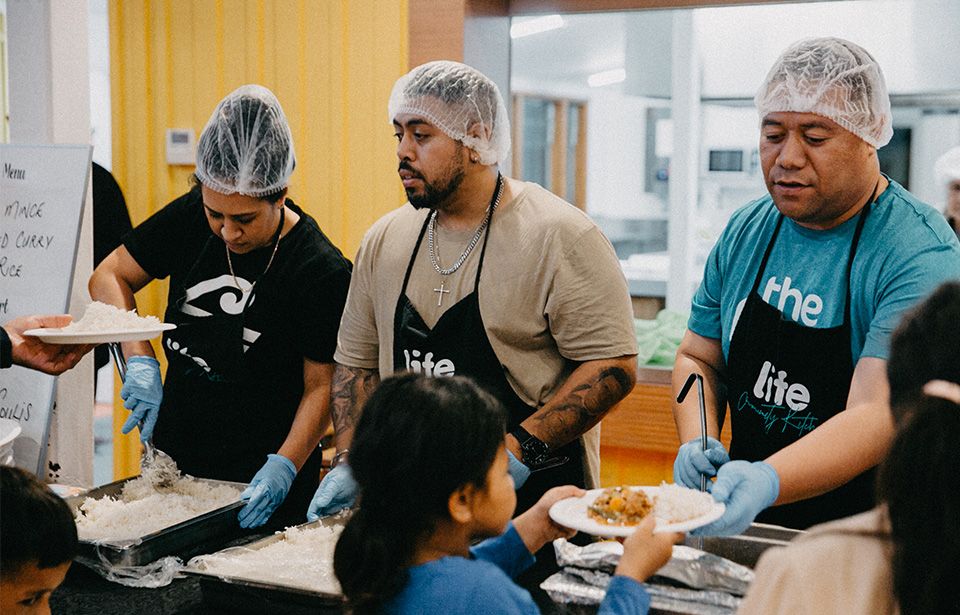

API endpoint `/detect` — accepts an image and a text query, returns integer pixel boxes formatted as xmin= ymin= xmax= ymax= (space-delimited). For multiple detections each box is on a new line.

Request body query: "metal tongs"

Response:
xmin=677 ymin=372 xmax=709 ymax=547
xmin=677 ymin=372 xmax=709 ymax=493
xmin=108 ymin=342 xmax=178 ymax=487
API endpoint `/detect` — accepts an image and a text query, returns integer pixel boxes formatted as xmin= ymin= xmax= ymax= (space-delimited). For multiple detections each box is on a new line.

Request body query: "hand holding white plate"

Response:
xmin=548 ymin=486 xmax=724 ymax=537
xmin=22 ymin=323 xmax=176 ymax=345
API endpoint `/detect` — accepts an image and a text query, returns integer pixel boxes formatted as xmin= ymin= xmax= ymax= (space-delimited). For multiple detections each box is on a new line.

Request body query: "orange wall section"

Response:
xmin=108 ymin=0 xmax=408 ymax=479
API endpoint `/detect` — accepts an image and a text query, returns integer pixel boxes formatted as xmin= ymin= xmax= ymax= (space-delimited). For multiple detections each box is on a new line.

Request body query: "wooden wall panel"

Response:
xmin=601 ymin=383 xmax=733 ymax=453
xmin=408 ymin=0 xmax=465 ymax=65
xmin=599 ymin=382 xmax=733 ymax=487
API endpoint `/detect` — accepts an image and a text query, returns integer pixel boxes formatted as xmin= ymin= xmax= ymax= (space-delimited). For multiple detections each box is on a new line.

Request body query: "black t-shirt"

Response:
xmin=93 ymin=162 xmax=133 ymax=267
xmin=92 ymin=163 xmax=134 ymax=373
xmin=123 ymin=188 xmax=351 ymax=493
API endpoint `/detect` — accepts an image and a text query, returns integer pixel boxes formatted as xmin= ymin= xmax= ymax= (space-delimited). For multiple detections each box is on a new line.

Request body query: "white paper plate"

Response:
xmin=548 ymin=486 xmax=725 ymax=537
xmin=22 ymin=323 xmax=176 ymax=344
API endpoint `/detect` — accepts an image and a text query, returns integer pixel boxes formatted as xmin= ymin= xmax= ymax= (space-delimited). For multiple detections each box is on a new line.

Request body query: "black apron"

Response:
xmin=154 ymin=213 xmax=322 ymax=528
xmin=392 ymin=185 xmax=584 ymax=514
xmin=726 ymin=200 xmax=875 ymax=529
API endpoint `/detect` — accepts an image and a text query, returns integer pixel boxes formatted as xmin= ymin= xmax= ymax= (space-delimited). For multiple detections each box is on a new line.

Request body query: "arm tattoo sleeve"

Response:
xmin=330 ymin=364 xmax=381 ymax=437
xmin=532 ymin=365 xmax=634 ymax=447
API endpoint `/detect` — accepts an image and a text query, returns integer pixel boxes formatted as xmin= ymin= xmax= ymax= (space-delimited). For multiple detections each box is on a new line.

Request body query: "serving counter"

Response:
xmin=53 ymin=370 xmax=758 ymax=615
xmin=51 ymin=560 xmax=565 ymax=615
xmin=53 ymin=525 xmax=798 ymax=615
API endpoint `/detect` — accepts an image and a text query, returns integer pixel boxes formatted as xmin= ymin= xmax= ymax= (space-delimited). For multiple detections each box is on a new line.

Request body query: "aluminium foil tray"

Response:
xmin=66 ymin=476 xmax=248 ymax=568
xmin=183 ymin=516 xmax=346 ymax=615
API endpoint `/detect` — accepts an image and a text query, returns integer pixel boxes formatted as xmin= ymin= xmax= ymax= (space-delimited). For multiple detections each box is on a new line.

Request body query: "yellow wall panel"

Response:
xmin=108 ymin=0 xmax=408 ymax=479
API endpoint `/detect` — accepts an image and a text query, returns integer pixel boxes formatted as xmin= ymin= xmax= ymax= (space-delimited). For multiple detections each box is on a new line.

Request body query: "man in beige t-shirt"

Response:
xmin=308 ymin=61 xmax=637 ymax=519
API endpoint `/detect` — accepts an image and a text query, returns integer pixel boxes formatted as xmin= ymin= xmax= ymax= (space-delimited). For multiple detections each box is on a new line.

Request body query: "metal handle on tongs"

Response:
xmin=678 ymin=372 xmax=710 ymax=549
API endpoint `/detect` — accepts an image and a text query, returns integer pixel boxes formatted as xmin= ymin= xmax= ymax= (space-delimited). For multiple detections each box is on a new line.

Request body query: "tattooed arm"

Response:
xmin=508 ymin=356 xmax=637 ymax=456
xmin=330 ymin=363 xmax=381 ymax=456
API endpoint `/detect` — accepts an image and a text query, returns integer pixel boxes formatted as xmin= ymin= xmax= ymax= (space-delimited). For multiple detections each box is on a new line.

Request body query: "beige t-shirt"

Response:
xmin=335 ymin=179 xmax=638 ymax=485
xmin=738 ymin=507 xmax=898 ymax=615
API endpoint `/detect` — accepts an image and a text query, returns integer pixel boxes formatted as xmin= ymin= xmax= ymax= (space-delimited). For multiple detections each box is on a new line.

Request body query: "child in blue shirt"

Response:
xmin=333 ymin=373 xmax=682 ymax=613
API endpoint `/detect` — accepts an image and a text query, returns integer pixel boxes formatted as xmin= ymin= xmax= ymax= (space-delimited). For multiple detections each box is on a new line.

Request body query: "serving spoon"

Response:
xmin=108 ymin=342 xmax=179 ymax=488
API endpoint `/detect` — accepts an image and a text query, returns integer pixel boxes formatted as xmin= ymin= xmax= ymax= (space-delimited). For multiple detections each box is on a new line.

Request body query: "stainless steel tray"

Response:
xmin=683 ymin=522 xmax=803 ymax=569
xmin=183 ymin=516 xmax=345 ymax=614
xmin=66 ymin=476 xmax=248 ymax=568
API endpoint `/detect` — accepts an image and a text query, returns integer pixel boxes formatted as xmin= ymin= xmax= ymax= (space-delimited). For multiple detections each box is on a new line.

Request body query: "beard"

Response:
xmin=403 ymin=157 xmax=466 ymax=210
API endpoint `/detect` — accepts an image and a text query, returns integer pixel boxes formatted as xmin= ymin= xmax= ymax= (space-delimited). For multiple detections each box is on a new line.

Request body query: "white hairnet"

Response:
xmin=195 ymin=84 xmax=295 ymax=197
xmin=935 ymin=146 xmax=960 ymax=186
xmin=388 ymin=61 xmax=510 ymax=165
xmin=755 ymin=37 xmax=893 ymax=148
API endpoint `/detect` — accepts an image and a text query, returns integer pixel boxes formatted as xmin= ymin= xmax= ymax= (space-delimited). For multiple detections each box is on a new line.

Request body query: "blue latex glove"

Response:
xmin=507 ymin=449 xmax=531 ymax=489
xmin=673 ymin=437 xmax=730 ymax=489
xmin=306 ymin=464 xmax=358 ymax=521
xmin=238 ymin=454 xmax=297 ymax=528
xmin=120 ymin=356 xmax=163 ymax=442
xmin=693 ymin=460 xmax=779 ymax=537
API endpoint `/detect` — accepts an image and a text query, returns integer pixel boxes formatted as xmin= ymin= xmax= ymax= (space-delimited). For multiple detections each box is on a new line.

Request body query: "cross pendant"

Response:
xmin=433 ymin=280 xmax=451 ymax=306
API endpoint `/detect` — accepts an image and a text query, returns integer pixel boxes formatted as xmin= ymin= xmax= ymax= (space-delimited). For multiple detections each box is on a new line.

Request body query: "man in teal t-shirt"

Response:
xmin=672 ymin=37 xmax=960 ymax=533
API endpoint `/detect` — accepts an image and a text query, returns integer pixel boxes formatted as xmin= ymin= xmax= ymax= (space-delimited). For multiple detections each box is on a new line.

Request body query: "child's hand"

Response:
xmin=614 ymin=516 xmax=684 ymax=582
xmin=513 ymin=485 xmax=585 ymax=553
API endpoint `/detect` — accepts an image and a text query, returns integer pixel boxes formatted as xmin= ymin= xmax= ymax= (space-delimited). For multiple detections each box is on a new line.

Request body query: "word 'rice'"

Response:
xmin=61 ymin=301 xmax=161 ymax=333
xmin=75 ymin=474 xmax=241 ymax=542
xmin=189 ymin=524 xmax=344 ymax=594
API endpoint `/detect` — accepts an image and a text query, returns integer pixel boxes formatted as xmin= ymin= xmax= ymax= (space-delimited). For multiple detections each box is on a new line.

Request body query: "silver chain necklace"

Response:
xmin=225 ymin=207 xmax=284 ymax=293
xmin=428 ymin=176 xmax=503 ymax=276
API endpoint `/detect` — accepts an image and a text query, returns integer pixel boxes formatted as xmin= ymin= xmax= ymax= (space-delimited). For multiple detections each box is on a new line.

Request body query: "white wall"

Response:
xmin=902 ymin=109 xmax=960 ymax=207
xmin=7 ymin=0 xmax=94 ymax=485
xmin=586 ymin=93 xmax=660 ymax=219
xmin=696 ymin=0 xmax=960 ymax=98
xmin=88 ymin=0 xmax=111 ymax=169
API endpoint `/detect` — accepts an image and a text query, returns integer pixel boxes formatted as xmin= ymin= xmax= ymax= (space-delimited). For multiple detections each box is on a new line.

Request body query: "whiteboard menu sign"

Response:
xmin=0 ymin=144 xmax=91 ymax=475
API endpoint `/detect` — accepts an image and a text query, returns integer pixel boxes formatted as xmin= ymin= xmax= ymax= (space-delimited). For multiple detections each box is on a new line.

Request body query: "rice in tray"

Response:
xmin=61 ymin=301 xmax=161 ymax=332
xmin=75 ymin=474 xmax=242 ymax=543
xmin=652 ymin=481 xmax=716 ymax=522
xmin=189 ymin=523 xmax=344 ymax=594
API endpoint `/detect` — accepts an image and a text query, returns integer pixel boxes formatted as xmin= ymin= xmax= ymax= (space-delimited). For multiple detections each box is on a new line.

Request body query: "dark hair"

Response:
xmin=190 ymin=173 xmax=287 ymax=205
xmin=886 ymin=281 xmax=960 ymax=414
xmin=0 ymin=466 xmax=79 ymax=570
xmin=333 ymin=374 xmax=507 ymax=613
xmin=878 ymin=281 xmax=960 ymax=615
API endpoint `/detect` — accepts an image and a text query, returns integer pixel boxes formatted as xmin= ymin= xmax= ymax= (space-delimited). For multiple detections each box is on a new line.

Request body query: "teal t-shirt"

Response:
xmin=689 ymin=179 xmax=960 ymax=362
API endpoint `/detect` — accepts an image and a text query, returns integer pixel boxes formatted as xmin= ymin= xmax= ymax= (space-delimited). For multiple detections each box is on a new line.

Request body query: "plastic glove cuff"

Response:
xmin=127 ymin=355 xmax=160 ymax=369
xmin=268 ymin=453 xmax=297 ymax=481
xmin=506 ymin=449 xmax=531 ymax=488
xmin=685 ymin=436 xmax=720 ymax=447
xmin=755 ymin=461 xmax=780 ymax=508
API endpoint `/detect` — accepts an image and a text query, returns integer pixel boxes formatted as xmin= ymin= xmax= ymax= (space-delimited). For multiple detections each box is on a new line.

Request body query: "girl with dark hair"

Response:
xmin=0 ymin=466 xmax=79 ymax=614
xmin=739 ymin=281 xmax=960 ymax=615
xmin=333 ymin=373 xmax=682 ymax=614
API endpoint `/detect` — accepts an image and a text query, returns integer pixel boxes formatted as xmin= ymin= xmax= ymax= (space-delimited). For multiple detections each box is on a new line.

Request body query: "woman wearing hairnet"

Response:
xmin=934 ymin=146 xmax=960 ymax=237
xmin=671 ymin=38 xmax=960 ymax=534
xmin=89 ymin=85 xmax=352 ymax=528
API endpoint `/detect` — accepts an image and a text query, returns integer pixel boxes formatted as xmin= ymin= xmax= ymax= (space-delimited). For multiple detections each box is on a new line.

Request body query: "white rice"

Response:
xmin=61 ymin=301 xmax=161 ymax=332
xmin=189 ymin=524 xmax=343 ymax=594
xmin=652 ymin=482 xmax=716 ymax=522
xmin=75 ymin=474 xmax=241 ymax=543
